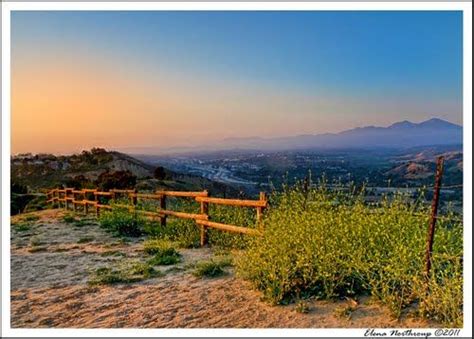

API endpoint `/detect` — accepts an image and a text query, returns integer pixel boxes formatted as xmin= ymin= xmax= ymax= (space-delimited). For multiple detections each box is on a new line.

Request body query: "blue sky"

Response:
xmin=12 ymin=11 xmax=463 ymax=153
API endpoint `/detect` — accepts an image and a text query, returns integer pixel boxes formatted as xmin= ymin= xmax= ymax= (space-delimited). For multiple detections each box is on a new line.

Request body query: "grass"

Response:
xmin=62 ymin=213 xmax=76 ymax=223
xmin=294 ymin=300 xmax=310 ymax=314
xmin=88 ymin=260 xmax=162 ymax=286
xmin=42 ymin=181 xmax=462 ymax=326
xmin=12 ymin=213 xmax=40 ymax=232
xmin=98 ymin=205 xmax=144 ymax=237
xmin=143 ymin=239 xmax=181 ymax=265
xmin=73 ymin=219 xmax=91 ymax=227
xmin=141 ymin=198 xmax=257 ymax=249
xmin=235 ymin=183 xmax=463 ymax=326
xmin=23 ymin=214 xmax=40 ymax=222
xmin=77 ymin=236 xmax=95 ymax=244
xmin=100 ymin=250 xmax=126 ymax=257
xmin=334 ymin=304 xmax=357 ymax=320
xmin=192 ymin=257 xmax=233 ymax=278
xmin=13 ymin=222 xmax=32 ymax=232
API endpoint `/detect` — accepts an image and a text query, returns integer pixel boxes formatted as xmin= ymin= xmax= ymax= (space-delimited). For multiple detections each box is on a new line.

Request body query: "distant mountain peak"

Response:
xmin=418 ymin=118 xmax=461 ymax=128
xmin=389 ymin=120 xmax=416 ymax=129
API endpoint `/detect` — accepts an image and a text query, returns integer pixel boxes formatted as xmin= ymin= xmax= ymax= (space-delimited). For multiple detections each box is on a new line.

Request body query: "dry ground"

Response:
xmin=10 ymin=209 xmax=438 ymax=328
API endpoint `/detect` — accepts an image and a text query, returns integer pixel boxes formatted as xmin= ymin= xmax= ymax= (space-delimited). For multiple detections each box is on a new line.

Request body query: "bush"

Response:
xmin=143 ymin=239 xmax=181 ymax=266
xmin=153 ymin=166 xmax=168 ymax=180
xmin=62 ymin=213 xmax=76 ymax=223
xmin=236 ymin=184 xmax=463 ymax=325
xmin=144 ymin=219 xmax=201 ymax=248
xmin=144 ymin=239 xmax=178 ymax=255
xmin=89 ymin=261 xmax=161 ymax=286
xmin=98 ymin=206 xmax=145 ymax=237
xmin=95 ymin=170 xmax=136 ymax=191
xmin=143 ymin=239 xmax=181 ymax=265
xmin=141 ymin=198 xmax=257 ymax=249
xmin=65 ymin=174 xmax=92 ymax=189
xmin=193 ymin=257 xmax=233 ymax=278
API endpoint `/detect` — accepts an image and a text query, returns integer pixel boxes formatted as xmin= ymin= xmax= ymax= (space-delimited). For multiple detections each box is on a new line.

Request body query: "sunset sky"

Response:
xmin=11 ymin=11 xmax=463 ymax=154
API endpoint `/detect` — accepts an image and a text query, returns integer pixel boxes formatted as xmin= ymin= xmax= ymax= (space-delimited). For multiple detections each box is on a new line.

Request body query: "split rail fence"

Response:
xmin=46 ymin=188 xmax=268 ymax=246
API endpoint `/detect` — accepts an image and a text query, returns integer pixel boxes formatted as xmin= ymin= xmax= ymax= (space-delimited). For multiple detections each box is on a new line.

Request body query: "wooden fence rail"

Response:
xmin=46 ymin=187 xmax=268 ymax=246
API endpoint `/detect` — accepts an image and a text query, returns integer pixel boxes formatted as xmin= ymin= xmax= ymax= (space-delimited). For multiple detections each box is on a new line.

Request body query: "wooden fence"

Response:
xmin=46 ymin=188 xmax=268 ymax=246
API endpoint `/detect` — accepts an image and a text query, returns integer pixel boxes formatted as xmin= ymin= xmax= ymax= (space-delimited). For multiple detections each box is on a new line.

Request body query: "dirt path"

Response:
xmin=10 ymin=209 xmax=437 ymax=328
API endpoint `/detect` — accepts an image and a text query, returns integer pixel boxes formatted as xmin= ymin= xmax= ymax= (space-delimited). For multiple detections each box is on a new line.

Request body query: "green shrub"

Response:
xmin=295 ymin=300 xmax=311 ymax=314
xmin=147 ymin=253 xmax=180 ymax=266
xmin=193 ymin=258 xmax=233 ymax=278
xmin=62 ymin=214 xmax=76 ymax=223
xmin=236 ymin=184 xmax=463 ymax=325
xmin=13 ymin=222 xmax=31 ymax=232
xmin=415 ymin=255 xmax=463 ymax=327
xmin=23 ymin=214 xmax=40 ymax=222
xmin=144 ymin=219 xmax=200 ymax=248
xmin=98 ymin=206 xmax=144 ymax=237
xmin=23 ymin=196 xmax=48 ymax=213
xmin=141 ymin=199 xmax=257 ymax=249
xmin=143 ymin=239 xmax=181 ymax=266
xmin=88 ymin=261 xmax=161 ymax=285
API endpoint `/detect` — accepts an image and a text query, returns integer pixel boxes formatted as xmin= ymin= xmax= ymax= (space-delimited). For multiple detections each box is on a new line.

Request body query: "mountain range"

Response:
xmin=218 ymin=118 xmax=462 ymax=151
xmin=122 ymin=118 xmax=462 ymax=155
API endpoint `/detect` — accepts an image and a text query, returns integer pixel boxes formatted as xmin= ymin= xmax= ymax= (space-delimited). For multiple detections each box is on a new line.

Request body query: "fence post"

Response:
xmin=130 ymin=189 xmax=138 ymax=206
xmin=73 ymin=192 xmax=77 ymax=212
xmin=85 ymin=191 xmax=89 ymax=214
xmin=257 ymin=192 xmax=267 ymax=231
xmin=94 ymin=192 xmax=99 ymax=217
xmin=65 ymin=189 xmax=70 ymax=210
xmin=160 ymin=194 xmax=167 ymax=227
xmin=200 ymin=190 xmax=209 ymax=246
xmin=424 ymin=156 xmax=444 ymax=278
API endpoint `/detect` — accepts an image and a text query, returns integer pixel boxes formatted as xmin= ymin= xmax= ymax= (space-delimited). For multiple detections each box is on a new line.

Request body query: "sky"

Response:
xmin=11 ymin=11 xmax=463 ymax=154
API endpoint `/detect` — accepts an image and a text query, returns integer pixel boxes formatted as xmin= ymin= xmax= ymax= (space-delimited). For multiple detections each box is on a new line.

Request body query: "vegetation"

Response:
xmin=62 ymin=213 xmax=76 ymax=223
xmin=10 ymin=148 xmax=237 ymax=200
xmin=13 ymin=222 xmax=32 ymax=232
xmin=96 ymin=170 xmax=137 ymax=191
xmin=294 ymin=300 xmax=310 ymax=314
xmin=89 ymin=260 xmax=161 ymax=285
xmin=143 ymin=239 xmax=182 ymax=265
xmin=192 ymin=257 xmax=233 ymax=278
xmin=77 ymin=236 xmax=95 ymax=244
xmin=153 ymin=166 xmax=169 ymax=180
xmin=144 ymin=219 xmax=200 ymax=248
xmin=98 ymin=205 xmax=145 ymax=237
xmin=17 ymin=167 xmax=461 ymax=326
xmin=235 ymin=182 xmax=463 ymax=326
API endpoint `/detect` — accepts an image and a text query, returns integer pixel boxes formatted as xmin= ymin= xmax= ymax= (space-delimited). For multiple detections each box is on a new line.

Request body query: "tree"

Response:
xmin=65 ymin=175 xmax=92 ymax=189
xmin=154 ymin=166 xmax=167 ymax=180
xmin=95 ymin=170 xmax=137 ymax=191
xmin=11 ymin=181 xmax=28 ymax=194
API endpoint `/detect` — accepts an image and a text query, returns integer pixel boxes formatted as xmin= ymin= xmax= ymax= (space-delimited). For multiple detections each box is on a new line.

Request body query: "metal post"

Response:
xmin=425 ymin=156 xmax=444 ymax=278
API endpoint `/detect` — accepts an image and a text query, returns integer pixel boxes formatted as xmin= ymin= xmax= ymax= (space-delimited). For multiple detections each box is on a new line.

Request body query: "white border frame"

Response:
xmin=1 ymin=2 xmax=472 ymax=337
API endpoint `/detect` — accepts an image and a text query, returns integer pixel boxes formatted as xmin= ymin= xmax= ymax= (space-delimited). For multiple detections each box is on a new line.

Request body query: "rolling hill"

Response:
xmin=11 ymin=148 xmax=237 ymax=196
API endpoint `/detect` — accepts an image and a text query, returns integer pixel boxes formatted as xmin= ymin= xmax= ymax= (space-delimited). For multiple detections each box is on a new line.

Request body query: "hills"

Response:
xmin=11 ymin=148 xmax=236 ymax=195
xmin=216 ymin=118 xmax=462 ymax=151
xmin=121 ymin=118 xmax=462 ymax=155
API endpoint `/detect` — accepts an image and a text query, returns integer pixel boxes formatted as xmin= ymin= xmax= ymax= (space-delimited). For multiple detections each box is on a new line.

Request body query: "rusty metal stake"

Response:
xmin=424 ymin=156 xmax=444 ymax=278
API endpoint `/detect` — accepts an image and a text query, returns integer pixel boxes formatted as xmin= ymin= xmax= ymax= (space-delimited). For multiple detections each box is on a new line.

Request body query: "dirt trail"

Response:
xmin=11 ymin=209 xmax=437 ymax=328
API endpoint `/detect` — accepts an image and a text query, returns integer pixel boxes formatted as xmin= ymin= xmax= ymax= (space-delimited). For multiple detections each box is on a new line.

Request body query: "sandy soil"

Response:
xmin=10 ymin=209 xmax=438 ymax=328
